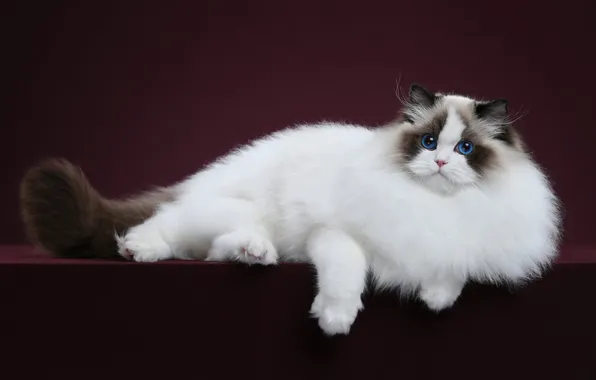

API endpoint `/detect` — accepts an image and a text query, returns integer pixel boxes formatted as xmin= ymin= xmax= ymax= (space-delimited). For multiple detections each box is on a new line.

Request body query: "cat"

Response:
xmin=20 ymin=83 xmax=562 ymax=335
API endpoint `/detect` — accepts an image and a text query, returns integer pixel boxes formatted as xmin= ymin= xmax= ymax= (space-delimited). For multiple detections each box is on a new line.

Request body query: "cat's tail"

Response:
xmin=19 ymin=158 xmax=175 ymax=259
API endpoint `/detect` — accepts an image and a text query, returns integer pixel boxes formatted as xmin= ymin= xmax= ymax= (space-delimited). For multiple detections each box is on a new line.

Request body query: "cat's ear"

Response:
xmin=409 ymin=84 xmax=437 ymax=108
xmin=475 ymin=99 xmax=509 ymax=123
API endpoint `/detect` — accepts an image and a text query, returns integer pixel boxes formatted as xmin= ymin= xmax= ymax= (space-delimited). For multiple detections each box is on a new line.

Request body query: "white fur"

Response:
xmin=117 ymin=95 xmax=561 ymax=336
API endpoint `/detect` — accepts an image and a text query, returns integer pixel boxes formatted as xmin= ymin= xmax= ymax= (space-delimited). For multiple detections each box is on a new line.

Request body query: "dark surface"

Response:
xmin=3 ymin=1 xmax=596 ymax=256
xmin=1 ymin=246 xmax=595 ymax=379
xmin=2 ymin=245 xmax=596 ymax=264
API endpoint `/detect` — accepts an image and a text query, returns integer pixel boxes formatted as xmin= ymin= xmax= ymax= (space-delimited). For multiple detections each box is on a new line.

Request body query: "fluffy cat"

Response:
xmin=20 ymin=84 xmax=562 ymax=335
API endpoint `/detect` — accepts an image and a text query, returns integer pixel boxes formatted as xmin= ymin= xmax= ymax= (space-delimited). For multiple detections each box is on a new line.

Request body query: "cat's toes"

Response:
xmin=207 ymin=230 xmax=278 ymax=265
xmin=419 ymin=285 xmax=462 ymax=312
xmin=120 ymin=247 xmax=134 ymax=260
xmin=116 ymin=228 xmax=172 ymax=263
xmin=241 ymin=237 xmax=278 ymax=265
xmin=310 ymin=294 xmax=363 ymax=336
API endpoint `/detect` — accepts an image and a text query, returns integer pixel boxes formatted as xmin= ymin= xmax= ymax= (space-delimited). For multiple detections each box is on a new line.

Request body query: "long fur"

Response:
xmin=20 ymin=159 xmax=175 ymax=258
xmin=20 ymin=84 xmax=562 ymax=335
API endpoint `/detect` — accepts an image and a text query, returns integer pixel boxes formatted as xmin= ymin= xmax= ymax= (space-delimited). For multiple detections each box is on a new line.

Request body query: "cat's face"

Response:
xmin=396 ymin=84 xmax=523 ymax=194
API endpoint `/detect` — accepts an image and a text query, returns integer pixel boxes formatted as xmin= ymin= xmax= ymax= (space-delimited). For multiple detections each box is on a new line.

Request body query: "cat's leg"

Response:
xmin=307 ymin=227 xmax=367 ymax=336
xmin=118 ymin=194 xmax=278 ymax=264
xmin=193 ymin=197 xmax=278 ymax=265
xmin=206 ymin=225 xmax=278 ymax=265
xmin=418 ymin=275 xmax=465 ymax=312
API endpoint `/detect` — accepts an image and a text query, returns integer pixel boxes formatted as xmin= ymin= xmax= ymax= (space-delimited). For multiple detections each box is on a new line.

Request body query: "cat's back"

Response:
xmin=181 ymin=122 xmax=377 ymax=193
xmin=242 ymin=122 xmax=375 ymax=164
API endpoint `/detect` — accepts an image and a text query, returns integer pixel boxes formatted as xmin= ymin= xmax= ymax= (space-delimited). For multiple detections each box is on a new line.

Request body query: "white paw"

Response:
xmin=116 ymin=225 xmax=172 ymax=263
xmin=310 ymin=294 xmax=363 ymax=336
xmin=419 ymin=285 xmax=462 ymax=312
xmin=207 ymin=230 xmax=278 ymax=265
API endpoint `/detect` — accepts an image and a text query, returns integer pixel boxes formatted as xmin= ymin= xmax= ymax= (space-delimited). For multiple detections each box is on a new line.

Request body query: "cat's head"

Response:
xmin=395 ymin=84 xmax=525 ymax=194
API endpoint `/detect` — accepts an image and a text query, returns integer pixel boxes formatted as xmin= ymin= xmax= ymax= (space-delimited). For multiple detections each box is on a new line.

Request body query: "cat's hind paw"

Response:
xmin=207 ymin=230 xmax=278 ymax=265
xmin=116 ymin=225 xmax=173 ymax=263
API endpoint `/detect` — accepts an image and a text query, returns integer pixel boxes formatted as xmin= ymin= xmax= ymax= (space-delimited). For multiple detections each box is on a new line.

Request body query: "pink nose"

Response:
xmin=435 ymin=160 xmax=447 ymax=168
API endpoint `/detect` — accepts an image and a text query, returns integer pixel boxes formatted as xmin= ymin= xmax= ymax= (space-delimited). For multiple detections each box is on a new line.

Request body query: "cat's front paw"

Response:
xmin=116 ymin=225 xmax=172 ymax=263
xmin=310 ymin=293 xmax=363 ymax=336
xmin=419 ymin=283 xmax=463 ymax=312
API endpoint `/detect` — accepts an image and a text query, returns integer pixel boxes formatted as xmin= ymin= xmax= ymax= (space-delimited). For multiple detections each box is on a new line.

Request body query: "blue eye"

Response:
xmin=456 ymin=140 xmax=474 ymax=155
xmin=420 ymin=134 xmax=437 ymax=150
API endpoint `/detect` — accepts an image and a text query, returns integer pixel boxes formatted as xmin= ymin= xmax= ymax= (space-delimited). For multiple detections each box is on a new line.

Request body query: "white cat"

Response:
xmin=20 ymin=84 xmax=562 ymax=336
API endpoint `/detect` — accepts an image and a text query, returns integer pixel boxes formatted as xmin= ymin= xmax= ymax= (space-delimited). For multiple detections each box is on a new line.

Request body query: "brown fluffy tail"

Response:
xmin=19 ymin=159 xmax=175 ymax=259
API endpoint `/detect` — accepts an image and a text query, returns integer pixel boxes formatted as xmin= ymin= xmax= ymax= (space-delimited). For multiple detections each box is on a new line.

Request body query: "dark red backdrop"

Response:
xmin=4 ymin=1 xmax=596 ymax=256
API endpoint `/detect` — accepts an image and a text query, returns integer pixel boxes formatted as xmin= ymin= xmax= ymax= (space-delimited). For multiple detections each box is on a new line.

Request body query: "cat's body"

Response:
xmin=20 ymin=84 xmax=561 ymax=335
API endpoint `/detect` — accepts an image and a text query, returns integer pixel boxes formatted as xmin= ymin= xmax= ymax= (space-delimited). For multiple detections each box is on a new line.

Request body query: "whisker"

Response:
xmin=394 ymin=73 xmax=407 ymax=106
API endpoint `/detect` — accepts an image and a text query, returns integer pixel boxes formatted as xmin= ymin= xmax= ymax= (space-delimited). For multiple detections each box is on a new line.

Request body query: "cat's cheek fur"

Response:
xmin=405 ymin=150 xmax=437 ymax=177
xmin=405 ymin=152 xmax=477 ymax=195
xmin=439 ymin=154 xmax=478 ymax=184
xmin=407 ymin=151 xmax=478 ymax=181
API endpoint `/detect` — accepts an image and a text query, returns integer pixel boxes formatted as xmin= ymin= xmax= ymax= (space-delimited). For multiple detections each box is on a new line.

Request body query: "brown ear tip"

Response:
xmin=409 ymin=83 xmax=428 ymax=93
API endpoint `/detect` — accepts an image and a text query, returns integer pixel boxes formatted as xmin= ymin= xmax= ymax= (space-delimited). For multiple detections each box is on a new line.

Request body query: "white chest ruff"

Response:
xmin=346 ymin=165 xmax=559 ymax=289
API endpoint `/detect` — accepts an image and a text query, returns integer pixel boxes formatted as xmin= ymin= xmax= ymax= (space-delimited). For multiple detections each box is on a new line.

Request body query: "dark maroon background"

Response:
xmin=4 ymin=1 xmax=596 ymax=255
